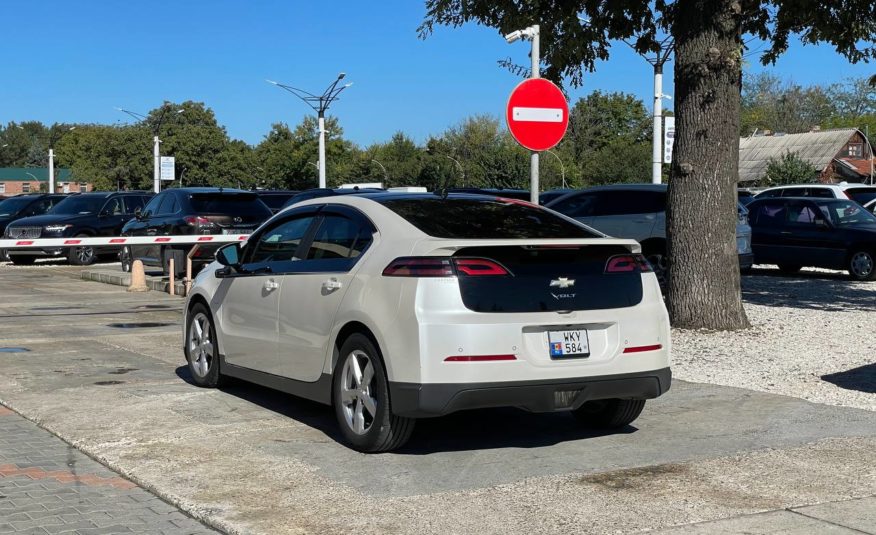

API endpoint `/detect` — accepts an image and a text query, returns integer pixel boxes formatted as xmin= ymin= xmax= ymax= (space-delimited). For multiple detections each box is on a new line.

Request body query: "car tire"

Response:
xmin=848 ymin=250 xmax=876 ymax=281
xmin=0 ymin=249 xmax=9 ymax=262
xmin=332 ymin=333 xmax=415 ymax=453
xmin=120 ymin=246 xmax=133 ymax=273
xmin=777 ymin=264 xmax=802 ymax=274
xmin=67 ymin=234 xmax=96 ymax=266
xmin=185 ymin=303 xmax=224 ymax=388
xmin=572 ymin=399 xmax=646 ymax=428
xmin=9 ymin=255 xmax=36 ymax=265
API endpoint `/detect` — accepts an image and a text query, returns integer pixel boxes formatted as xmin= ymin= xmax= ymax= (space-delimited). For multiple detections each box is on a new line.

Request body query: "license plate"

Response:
xmin=222 ymin=228 xmax=247 ymax=235
xmin=548 ymin=329 xmax=590 ymax=359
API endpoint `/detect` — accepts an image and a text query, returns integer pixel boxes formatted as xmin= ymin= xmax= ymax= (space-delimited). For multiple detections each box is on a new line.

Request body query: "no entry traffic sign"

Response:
xmin=506 ymin=78 xmax=569 ymax=151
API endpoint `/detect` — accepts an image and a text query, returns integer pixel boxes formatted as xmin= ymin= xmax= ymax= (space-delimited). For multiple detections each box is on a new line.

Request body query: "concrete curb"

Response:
xmin=80 ymin=268 xmax=186 ymax=297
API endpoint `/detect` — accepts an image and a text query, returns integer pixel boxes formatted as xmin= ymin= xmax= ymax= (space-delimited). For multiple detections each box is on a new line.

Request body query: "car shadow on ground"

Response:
xmin=175 ymin=365 xmax=636 ymax=453
xmin=822 ymin=363 xmax=876 ymax=394
xmin=742 ymin=268 xmax=876 ymax=311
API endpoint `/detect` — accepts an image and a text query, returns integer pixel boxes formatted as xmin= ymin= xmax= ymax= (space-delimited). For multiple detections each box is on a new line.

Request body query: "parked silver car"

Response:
xmin=545 ymin=184 xmax=754 ymax=280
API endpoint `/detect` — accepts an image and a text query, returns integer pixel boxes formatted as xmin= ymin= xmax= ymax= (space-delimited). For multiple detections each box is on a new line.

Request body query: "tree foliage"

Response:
xmin=762 ymin=151 xmax=818 ymax=185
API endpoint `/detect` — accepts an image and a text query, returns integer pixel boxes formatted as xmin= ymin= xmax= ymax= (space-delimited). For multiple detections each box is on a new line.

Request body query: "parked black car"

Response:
xmin=4 ymin=192 xmax=151 ymax=266
xmin=747 ymin=197 xmax=876 ymax=280
xmin=121 ymin=187 xmax=272 ymax=276
xmin=280 ymin=187 xmax=386 ymax=210
xmin=255 ymin=190 xmax=300 ymax=214
xmin=0 ymin=194 xmax=68 ymax=261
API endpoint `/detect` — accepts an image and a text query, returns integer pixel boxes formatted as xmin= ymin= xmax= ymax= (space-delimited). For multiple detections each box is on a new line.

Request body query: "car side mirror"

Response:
xmin=134 ymin=207 xmax=144 ymax=220
xmin=215 ymin=243 xmax=242 ymax=278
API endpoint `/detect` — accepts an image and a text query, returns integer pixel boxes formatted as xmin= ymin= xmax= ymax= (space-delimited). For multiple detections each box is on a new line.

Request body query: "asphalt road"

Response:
xmin=0 ymin=263 xmax=874 ymax=534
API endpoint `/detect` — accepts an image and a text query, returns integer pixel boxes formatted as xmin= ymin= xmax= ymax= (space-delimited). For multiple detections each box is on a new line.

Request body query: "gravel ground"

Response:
xmin=673 ymin=265 xmax=876 ymax=412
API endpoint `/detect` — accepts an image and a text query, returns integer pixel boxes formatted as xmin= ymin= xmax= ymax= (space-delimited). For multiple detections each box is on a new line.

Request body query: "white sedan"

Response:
xmin=183 ymin=193 xmax=671 ymax=452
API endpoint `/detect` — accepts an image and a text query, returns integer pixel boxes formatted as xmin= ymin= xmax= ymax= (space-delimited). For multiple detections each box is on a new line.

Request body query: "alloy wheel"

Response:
xmin=75 ymin=246 xmax=94 ymax=264
xmin=188 ymin=312 xmax=214 ymax=378
xmin=850 ymin=252 xmax=874 ymax=278
xmin=339 ymin=349 xmax=377 ymax=435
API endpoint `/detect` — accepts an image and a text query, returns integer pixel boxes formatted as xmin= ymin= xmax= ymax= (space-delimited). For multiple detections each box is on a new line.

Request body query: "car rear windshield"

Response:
xmin=380 ymin=197 xmax=600 ymax=239
xmin=189 ymin=193 xmax=272 ymax=217
xmin=259 ymin=194 xmax=295 ymax=210
xmin=846 ymin=189 xmax=876 ymax=205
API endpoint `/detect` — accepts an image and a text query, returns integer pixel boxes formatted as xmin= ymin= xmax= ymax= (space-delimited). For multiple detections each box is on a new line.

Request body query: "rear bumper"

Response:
xmin=389 ymin=367 xmax=671 ymax=418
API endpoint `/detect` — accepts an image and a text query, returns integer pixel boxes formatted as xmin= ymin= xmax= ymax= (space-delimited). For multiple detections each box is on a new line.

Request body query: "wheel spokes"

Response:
xmin=360 ymin=394 xmax=377 ymax=417
xmin=353 ymin=400 xmax=366 ymax=434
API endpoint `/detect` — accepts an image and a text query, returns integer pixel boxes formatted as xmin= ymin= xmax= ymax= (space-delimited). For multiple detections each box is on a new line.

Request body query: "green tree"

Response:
xmin=563 ymin=91 xmax=651 ymax=185
xmin=762 ymin=151 xmax=817 ymax=186
xmin=421 ymin=0 xmax=876 ymax=330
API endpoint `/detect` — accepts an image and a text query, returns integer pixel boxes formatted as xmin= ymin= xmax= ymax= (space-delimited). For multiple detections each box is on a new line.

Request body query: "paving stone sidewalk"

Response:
xmin=0 ymin=406 xmax=219 ymax=535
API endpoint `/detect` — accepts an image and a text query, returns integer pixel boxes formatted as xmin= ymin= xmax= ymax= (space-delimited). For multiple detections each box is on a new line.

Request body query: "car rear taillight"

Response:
xmin=184 ymin=216 xmax=212 ymax=226
xmin=382 ymin=257 xmax=510 ymax=277
xmin=605 ymin=254 xmax=653 ymax=273
xmin=454 ymin=258 xmax=509 ymax=276
xmin=382 ymin=257 xmax=454 ymax=277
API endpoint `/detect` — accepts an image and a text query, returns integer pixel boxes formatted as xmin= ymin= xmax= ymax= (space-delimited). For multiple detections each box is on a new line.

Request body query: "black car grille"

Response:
xmin=6 ymin=227 xmax=42 ymax=239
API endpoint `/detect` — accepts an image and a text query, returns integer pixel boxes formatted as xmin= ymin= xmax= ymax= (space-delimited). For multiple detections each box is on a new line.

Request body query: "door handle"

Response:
xmin=780 ymin=231 xmax=792 ymax=235
xmin=322 ymin=278 xmax=343 ymax=291
xmin=263 ymin=279 xmax=279 ymax=291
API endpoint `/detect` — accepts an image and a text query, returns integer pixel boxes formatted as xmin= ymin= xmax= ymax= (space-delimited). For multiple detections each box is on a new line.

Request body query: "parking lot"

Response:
xmin=1 ymin=260 xmax=874 ymax=534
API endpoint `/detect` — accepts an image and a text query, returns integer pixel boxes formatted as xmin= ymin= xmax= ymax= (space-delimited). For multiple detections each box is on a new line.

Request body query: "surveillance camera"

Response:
xmin=505 ymin=30 xmax=523 ymax=43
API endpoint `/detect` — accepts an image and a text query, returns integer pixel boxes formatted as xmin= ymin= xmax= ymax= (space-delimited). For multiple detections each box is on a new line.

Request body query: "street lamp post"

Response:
xmin=47 ymin=125 xmax=75 ymax=194
xmin=116 ymin=105 xmax=184 ymax=193
xmin=370 ymin=159 xmax=389 ymax=186
xmin=267 ymin=73 xmax=353 ymax=189
xmin=504 ymin=24 xmax=541 ymax=204
xmin=545 ymin=149 xmax=566 ymax=189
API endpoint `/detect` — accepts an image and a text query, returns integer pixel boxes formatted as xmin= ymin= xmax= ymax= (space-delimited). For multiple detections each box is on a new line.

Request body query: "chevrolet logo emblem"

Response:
xmin=550 ymin=277 xmax=575 ymax=289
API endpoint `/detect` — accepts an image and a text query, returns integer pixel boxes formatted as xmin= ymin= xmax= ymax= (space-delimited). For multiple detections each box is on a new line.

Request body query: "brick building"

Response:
xmin=738 ymin=128 xmax=875 ymax=185
xmin=0 ymin=168 xmax=93 ymax=195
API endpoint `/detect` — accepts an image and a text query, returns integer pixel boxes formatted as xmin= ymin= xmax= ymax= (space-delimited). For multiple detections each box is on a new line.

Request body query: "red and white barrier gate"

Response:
xmin=0 ymin=234 xmax=251 ymax=296
xmin=0 ymin=234 xmax=250 ymax=249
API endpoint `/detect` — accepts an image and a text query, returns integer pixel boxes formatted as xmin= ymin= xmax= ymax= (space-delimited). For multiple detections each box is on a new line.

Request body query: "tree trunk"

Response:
xmin=667 ymin=0 xmax=750 ymax=329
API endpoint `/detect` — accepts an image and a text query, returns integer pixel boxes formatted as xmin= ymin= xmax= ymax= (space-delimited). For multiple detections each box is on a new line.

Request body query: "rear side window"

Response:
xmin=190 ymin=193 xmax=272 ymax=218
xmin=592 ymin=191 xmax=665 ymax=217
xmin=845 ymin=188 xmax=876 ymax=205
xmin=548 ymin=193 xmax=597 ymax=218
xmin=380 ymin=198 xmax=599 ymax=239
xmin=750 ymin=201 xmax=787 ymax=226
xmin=306 ymin=215 xmax=371 ymax=260
xmin=808 ymin=188 xmax=834 ymax=199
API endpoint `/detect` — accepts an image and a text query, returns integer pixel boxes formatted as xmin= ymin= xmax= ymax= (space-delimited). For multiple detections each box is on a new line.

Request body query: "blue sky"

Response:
xmin=3 ymin=0 xmax=871 ymax=147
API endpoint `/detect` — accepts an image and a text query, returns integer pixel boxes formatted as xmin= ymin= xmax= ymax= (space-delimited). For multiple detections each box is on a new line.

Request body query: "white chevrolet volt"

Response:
xmin=183 ymin=193 xmax=671 ymax=452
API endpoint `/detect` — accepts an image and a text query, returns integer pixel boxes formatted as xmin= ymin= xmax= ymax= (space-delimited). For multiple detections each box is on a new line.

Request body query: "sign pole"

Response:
xmin=530 ymin=25 xmax=540 ymax=204
xmin=48 ymin=149 xmax=55 ymax=194
xmin=153 ymin=135 xmax=161 ymax=193
xmin=652 ymin=63 xmax=663 ymax=184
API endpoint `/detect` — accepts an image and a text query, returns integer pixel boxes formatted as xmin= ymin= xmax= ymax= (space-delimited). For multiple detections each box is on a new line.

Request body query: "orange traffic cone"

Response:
xmin=127 ymin=260 xmax=148 ymax=292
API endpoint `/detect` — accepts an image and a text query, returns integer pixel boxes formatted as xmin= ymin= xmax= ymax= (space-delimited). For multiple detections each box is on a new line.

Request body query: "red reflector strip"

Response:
xmin=623 ymin=344 xmax=663 ymax=354
xmin=63 ymin=240 xmax=81 ymax=245
xmin=154 ymin=238 xmax=171 ymax=242
xmin=16 ymin=241 xmax=34 ymax=246
xmin=238 ymin=235 xmax=248 ymax=240
xmin=197 ymin=236 xmax=214 ymax=241
xmin=444 ymin=354 xmax=517 ymax=362
xmin=109 ymin=238 xmax=126 ymax=243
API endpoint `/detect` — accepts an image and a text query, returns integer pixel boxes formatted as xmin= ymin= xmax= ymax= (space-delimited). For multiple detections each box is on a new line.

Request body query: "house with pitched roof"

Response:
xmin=738 ymin=128 xmax=874 ymax=185
xmin=0 ymin=168 xmax=92 ymax=195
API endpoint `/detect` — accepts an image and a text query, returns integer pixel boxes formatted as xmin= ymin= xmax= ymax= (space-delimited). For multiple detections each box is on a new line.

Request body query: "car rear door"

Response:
xmin=129 ymin=194 xmax=165 ymax=264
xmin=274 ymin=207 xmax=374 ymax=382
xmin=546 ymin=192 xmax=597 ymax=227
xmin=219 ymin=209 xmax=321 ymax=372
xmin=748 ymin=200 xmax=790 ymax=264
